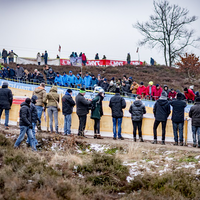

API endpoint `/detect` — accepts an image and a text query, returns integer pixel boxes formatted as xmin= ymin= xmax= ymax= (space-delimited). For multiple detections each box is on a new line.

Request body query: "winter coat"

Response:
xmin=47 ymin=72 xmax=56 ymax=82
xmin=168 ymin=91 xmax=177 ymax=99
xmin=19 ymin=102 xmax=31 ymax=127
xmin=109 ymin=93 xmax=126 ymax=118
xmin=30 ymin=102 xmax=38 ymax=123
xmin=129 ymin=100 xmax=146 ymax=121
xmin=122 ymin=84 xmax=130 ymax=94
xmin=91 ymin=94 xmax=104 ymax=120
xmin=37 ymin=54 xmax=42 ymax=62
xmin=163 ymin=85 xmax=170 ymax=95
xmin=75 ymin=93 xmax=91 ymax=116
xmin=0 ymin=86 xmax=13 ymax=109
xmin=67 ymin=74 xmax=76 ymax=86
xmin=83 ymin=75 xmax=92 ymax=88
xmin=185 ymin=89 xmax=195 ymax=101
xmin=153 ymin=99 xmax=170 ymax=121
xmin=146 ymin=85 xmax=156 ymax=96
xmin=54 ymin=75 xmax=63 ymax=86
xmin=6 ymin=67 xmax=15 ymax=79
xmin=152 ymin=87 xmax=163 ymax=100
xmin=62 ymin=75 xmax=68 ymax=86
xmin=15 ymin=66 xmax=24 ymax=78
xmin=130 ymin=83 xmax=139 ymax=94
xmin=101 ymin=82 xmax=109 ymax=92
xmin=33 ymin=86 xmax=46 ymax=106
xmin=45 ymin=86 xmax=59 ymax=107
xmin=82 ymin=54 xmax=86 ymax=61
xmin=62 ymin=92 xmax=75 ymax=115
xmin=169 ymin=99 xmax=187 ymax=123
xmin=127 ymin=54 xmax=131 ymax=62
xmin=189 ymin=102 xmax=200 ymax=127
xmin=90 ymin=78 xmax=98 ymax=87
xmin=75 ymin=77 xmax=83 ymax=88
xmin=2 ymin=50 xmax=7 ymax=58
xmin=137 ymin=86 xmax=146 ymax=96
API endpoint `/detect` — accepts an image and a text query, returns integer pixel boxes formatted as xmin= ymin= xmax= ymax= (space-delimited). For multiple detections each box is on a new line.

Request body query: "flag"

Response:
xmin=58 ymin=45 xmax=61 ymax=52
xmin=136 ymin=47 xmax=139 ymax=53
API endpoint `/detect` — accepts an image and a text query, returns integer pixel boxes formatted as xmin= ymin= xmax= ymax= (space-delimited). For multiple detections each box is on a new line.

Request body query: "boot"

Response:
xmin=161 ymin=140 xmax=165 ymax=145
xmin=139 ymin=137 xmax=144 ymax=142
xmin=94 ymin=134 xmax=97 ymax=139
xmin=37 ymin=123 xmax=41 ymax=132
xmin=134 ymin=137 xmax=136 ymax=142
xmin=97 ymin=134 xmax=103 ymax=139
xmin=56 ymin=126 xmax=59 ymax=134
xmin=180 ymin=142 xmax=183 ymax=146
xmin=151 ymin=140 xmax=157 ymax=144
xmin=193 ymin=144 xmax=197 ymax=147
xmin=173 ymin=142 xmax=178 ymax=146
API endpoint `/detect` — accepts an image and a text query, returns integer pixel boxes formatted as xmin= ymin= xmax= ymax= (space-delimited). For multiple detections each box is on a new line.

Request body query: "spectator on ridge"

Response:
xmin=44 ymin=50 xmax=48 ymax=65
xmin=37 ymin=52 xmax=41 ymax=65
xmin=127 ymin=53 xmax=131 ymax=64
xmin=82 ymin=53 xmax=87 ymax=66
xmin=2 ymin=49 xmax=8 ymax=64
xmin=8 ymin=50 xmax=17 ymax=63
xmin=95 ymin=53 xmax=99 ymax=60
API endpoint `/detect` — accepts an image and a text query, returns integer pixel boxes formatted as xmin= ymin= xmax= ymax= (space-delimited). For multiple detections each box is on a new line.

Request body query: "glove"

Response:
xmin=29 ymin=124 xmax=33 ymax=129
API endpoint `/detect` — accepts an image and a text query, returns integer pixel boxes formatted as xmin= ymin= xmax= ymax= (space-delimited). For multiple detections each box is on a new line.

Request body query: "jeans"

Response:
xmin=14 ymin=126 xmax=36 ymax=151
xmin=94 ymin=119 xmax=100 ymax=134
xmin=0 ymin=109 xmax=9 ymax=127
xmin=26 ymin=123 xmax=38 ymax=146
xmin=172 ymin=122 xmax=184 ymax=142
xmin=47 ymin=107 xmax=58 ymax=132
xmin=192 ymin=126 xmax=200 ymax=145
xmin=112 ymin=117 xmax=122 ymax=138
xmin=132 ymin=120 xmax=142 ymax=138
xmin=36 ymin=106 xmax=43 ymax=121
xmin=64 ymin=114 xmax=72 ymax=135
xmin=78 ymin=115 xmax=87 ymax=136
xmin=153 ymin=120 xmax=167 ymax=141
xmin=3 ymin=57 xmax=7 ymax=64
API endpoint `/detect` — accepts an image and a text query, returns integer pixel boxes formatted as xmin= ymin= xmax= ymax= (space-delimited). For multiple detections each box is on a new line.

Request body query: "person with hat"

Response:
xmin=152 ymin=91 xmax=170 ymax=145
xmin=152 ymin=84 xmax=162 ymax=100
xmin=146 ymin=81 xmax=156 ymax=100
xmin=169 ymin=93 xmax=187 ymax=146
xmin=184 ymin=87 xmax=195 ymax=103
xmin=91 ymin=89 xmax=104 ymax=139
xmin=67 ymin=71 xmax=76 ymax=88
xmin=62 ymin=72 xmax=68 ymax=87
xmin=168 ymin=89 xmax=177 ymax=100
xmin=47 ymin=68 xmax=56 ymax=85
xmin=0 ymin=82 xmax=13 ymax=130
xmin=189 ymin=97 xmax=200 ymax=148
xmin=109 ymin=88 xmax=126 ymax=140
xmin=108 ymin=80 xmax=116 ymax=93
xmin=83 ymin=72 xmax=91 ymax=90
xmin=14 ymin=98 xmax=36 ymax=151
xmin=101 ymin=78 xmax=109 ymax=92
xmin=75 ymin=74 xmax=83 ymax=89
xmin=136 ymin=82 xmax=146 ymax=98
xmin=90 ymin=74 xmax=98 ymax=90
xmin=54 ymin=72 xmax=63 ymax=86
xmin=62 ymin=89 xmax=75 ymax=136
xmin=75 ymin=88 xmax=91 ymax=137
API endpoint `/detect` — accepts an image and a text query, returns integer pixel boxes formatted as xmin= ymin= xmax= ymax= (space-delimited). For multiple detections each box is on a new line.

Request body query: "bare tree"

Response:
xmin=134 ymin=0 xmax=200 ymax=67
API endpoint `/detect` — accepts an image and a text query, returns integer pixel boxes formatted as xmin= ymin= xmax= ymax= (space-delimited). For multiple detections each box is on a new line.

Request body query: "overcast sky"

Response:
xmin=0 ymin=0 xmax=200 ymax=64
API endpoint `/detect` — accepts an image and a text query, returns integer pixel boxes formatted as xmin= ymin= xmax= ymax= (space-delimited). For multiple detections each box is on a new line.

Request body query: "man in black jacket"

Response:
xmin=109 ymin=88 xmax=126 ymax=140
xmin=152 ymin=91 xmax=171 ymax=145
xmin=189 ymin=97 xmax=200 ymax=148
xmin=14 ymin=98 xmax=36 ymax=151
xmin=169 ymin=93 xmax=187 ymax=146
xmin=62 ymin=89 xmax=75 ymax=136
xmin=0 ymin=82 xmax=13 ymax=130
xmin=75 ymin=88 xmax=91 ymax=137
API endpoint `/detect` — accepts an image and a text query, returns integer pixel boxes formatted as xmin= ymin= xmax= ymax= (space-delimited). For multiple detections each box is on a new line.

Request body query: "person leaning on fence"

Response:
xmin=75 ymin=88 xmax=91 ymax=137
xmin=45 ymin=86 xmax=60 ymax=134
xmin=169 ymin=93 xmax=187 ymax=146
xmin=15 ymin=64 xmax=24 ymax=81
xmin=14 ymin=98 xmax=36 ymax=151
xmin=130 ymin=81 xmax=139 ymax=97
xmin=62 ymin=89 xmax=75 ymax=136
xmin=184 ymin=87 xmax=195 ymax=104
xmin=109 ymin=88 xmax=126 ymax=140
xmin=189 ymin=97 xmax=200 ymax=148
xmin=152 ymin=91 xmax=170 ymax=145
xmin=0 ymin=82 xmax=13 ymax=130
xmin=129 ymin=95 xmax=146 ymax=142
xmin=91 ymin=89 xmax=104 ymax=139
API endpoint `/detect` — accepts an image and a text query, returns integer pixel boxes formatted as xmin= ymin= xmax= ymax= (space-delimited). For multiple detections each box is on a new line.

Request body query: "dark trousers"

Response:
xmin=78 ymin=115 xmax=87 ymax=136
xmin=153 ymin=120 xmax=167 ymax=141
xmin=94 ymin=119 xmax=100 ymax=134
xmin=132 ymin=120 xmax=142 ymax=138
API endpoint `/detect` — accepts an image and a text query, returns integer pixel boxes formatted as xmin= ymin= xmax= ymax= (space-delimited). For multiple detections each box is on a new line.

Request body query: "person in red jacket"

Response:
xmin=152 ymin=84 xmax=162 ymax=100
xmin=184 ymin=87 xmax=195 ymax=103
xmin=82 ymin=53 xmax=87 ymax=66
xmin=137 ymin=82 xmax=146 ymax=98
xmin=146 ymin=81 xmax=156 ymax=100
xmin=168 ymin=89 xmax=177 ymax=100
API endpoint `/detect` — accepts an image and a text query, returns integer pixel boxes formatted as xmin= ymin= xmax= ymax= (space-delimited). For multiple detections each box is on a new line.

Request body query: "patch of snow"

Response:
xmin=148 ymin=161 xmax=155 ymax=164
xmin=195 ymin=155 xmax=200 ymax=160
xmin=89 ymin=143 xmax=109 ymax=153
xmin=126 ymin=176 xmax=134 ymax=182
xmin=196 ymin=169 xmax=200 ymax=175
xmin=183 ymin=163 xmax=195 ymax=168
xmin=78 ymin=174 xmax=84 ymax=178
xmin=165 ymin=157 xmax=174 ymax=161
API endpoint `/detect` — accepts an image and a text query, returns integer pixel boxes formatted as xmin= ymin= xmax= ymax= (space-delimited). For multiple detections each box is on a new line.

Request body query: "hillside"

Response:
xmin=3 ymin=63 xmax=200 ymax=92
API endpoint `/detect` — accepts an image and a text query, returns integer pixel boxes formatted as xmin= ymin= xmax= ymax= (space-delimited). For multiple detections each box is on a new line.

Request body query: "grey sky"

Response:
xmin=1 ymin=0 xmax=200 ymax=64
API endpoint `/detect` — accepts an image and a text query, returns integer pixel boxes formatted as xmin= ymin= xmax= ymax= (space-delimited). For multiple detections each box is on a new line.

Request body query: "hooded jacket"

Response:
xmin=152 ymin=87 xmax=163 ymax=100
xmin=184 ymin=89 xmax=195 ymax=101
xmin=137 ymin=85 xmax=146 ymax=96
xmin=75 ymin=76 xmax=83 ymax=88
xmin=91 ymin=94 xmax=104 ymax=120
xmin=62 ymin=74 xmax=68 ymax=86
xmin=54 ymin=75 xmax=63 ymax=86
xmin=67 ymin=74 xmax=76 ymax=86
xmin=62 ymin=92 xmax=75 ymax=115
xmin=19 ymin=102 xmax=31 ymax=126
xmin=189 ymin=102 xmax=200 ymax=126
xmin=83 ymin=75 xmax=92 ymax=88
xmin=129 ymin=100 xmax=146 ymax=121
xmin=0 ymin=85 xmax=13 ymax=109
xmin=45 ymin=86 xmax=59 ymax=107
xmin=163 ymin=85 xmax=170 ymax=95
xmin=153 ymin=99 xmax=170 ymax=121
xmin=33 ymin=86 xmax=46 ymax=106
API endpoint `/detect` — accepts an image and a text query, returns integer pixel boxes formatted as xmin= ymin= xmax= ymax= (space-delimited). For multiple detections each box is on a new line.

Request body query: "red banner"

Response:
xmin=60 ymin=59 xmax=143 ymax=66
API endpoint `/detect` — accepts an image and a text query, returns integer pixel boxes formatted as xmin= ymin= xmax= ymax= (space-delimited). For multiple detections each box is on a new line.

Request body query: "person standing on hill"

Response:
xmin=91 ymin=89 xmax=104 ymax=139
xmin=152 ymin=91 xmax=170 ymax=145
xmin=82 ymin=53 xmax=87 ymax=66
xmin=169 ymin=93 xmax=187 ymax=146
xmin=36 ymin=52 xmax=42 ymax=65
xmin=189 ymin=97 xmax=200 ymax=148
xmin=0 ymin=82 xmax=13 ymax=130
xmin=109 ymin=88 xmax=126 ymax=140
xmin=2 ymin=49 xmax=8 ymax=64
xmin=62 ymin=89 xmax=75 ymax=136
xmin=44 ymin=50 xmax=48 ymax=65
xmin=127 ymin=53 xmax=131 ymax=64
xmin=32 ymin=83 xmax=46 ymax=131
xmin=129 ymin=95 xmax=146 ymax=142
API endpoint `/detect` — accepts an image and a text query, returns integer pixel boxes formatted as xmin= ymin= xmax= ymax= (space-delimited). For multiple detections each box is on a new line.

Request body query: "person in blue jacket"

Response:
xmin=54 ymin=72 xmax=63 ymax=86
xmin=6 ymin=67 xmax=16 ymax=79
xmin=62 ymin=72 xmax=68 ymax=87
xmin=90 ymin=74 xmax=98 ymax=90
xmin=75 ymin=74 xmax=83 ymax=88
xmin=67 ymin=71 xmax=76 ymax=88
xmin=83 ymin=72 xmax=92 ymax=90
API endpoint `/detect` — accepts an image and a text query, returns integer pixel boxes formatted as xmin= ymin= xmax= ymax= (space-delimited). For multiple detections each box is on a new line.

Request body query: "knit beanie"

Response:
xmin=25 ymin=98 xmax=31 ymax=105
xmin=79 ymin=88 xmax=86 ymax=94
xmin=67 ymin=89 xmax=72 ymax=93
